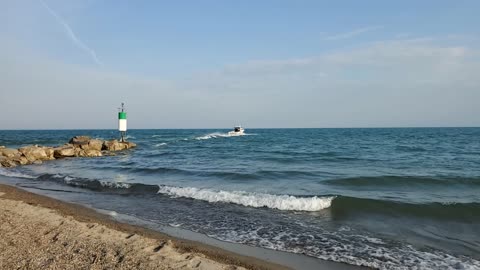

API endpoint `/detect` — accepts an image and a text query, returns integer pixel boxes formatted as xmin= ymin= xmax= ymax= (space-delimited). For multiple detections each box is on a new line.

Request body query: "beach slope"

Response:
xmin=0 ymin=184 xmax=287 ymax=270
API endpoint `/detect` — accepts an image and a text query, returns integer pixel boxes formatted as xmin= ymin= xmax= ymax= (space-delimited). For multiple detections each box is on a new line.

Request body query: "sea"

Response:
xmin=0 ymin=128 xmax=479 ymax=269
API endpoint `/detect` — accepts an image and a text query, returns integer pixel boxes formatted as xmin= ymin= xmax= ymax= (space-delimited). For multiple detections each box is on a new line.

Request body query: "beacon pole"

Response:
xmin=118 ymin=103 xmax=127 ymax=142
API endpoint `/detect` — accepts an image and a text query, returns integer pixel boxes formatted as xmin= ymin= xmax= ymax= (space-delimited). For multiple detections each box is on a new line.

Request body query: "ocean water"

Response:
xmin=1 ymin=128 xmax=480 ymax=269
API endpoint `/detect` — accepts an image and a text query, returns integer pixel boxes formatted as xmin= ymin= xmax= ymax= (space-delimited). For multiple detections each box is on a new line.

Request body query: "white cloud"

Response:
xmin=1 ymin=36 xmax=479 ymax=128
xmin=324 ymin=26 xmax=384 ymax=41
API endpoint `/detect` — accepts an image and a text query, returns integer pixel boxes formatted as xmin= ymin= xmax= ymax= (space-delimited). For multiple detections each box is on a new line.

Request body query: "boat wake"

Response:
xmin=195 ymin=132 xmax=252 ymax=140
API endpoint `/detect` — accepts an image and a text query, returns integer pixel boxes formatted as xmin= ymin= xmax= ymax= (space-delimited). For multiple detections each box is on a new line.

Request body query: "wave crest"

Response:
xmin=157 ymin=185 xmax=334 ymax=211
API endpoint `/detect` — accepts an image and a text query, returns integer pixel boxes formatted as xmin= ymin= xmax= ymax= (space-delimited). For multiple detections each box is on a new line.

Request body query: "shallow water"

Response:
xmin=1 ymin=128 xmax=480 ymax=269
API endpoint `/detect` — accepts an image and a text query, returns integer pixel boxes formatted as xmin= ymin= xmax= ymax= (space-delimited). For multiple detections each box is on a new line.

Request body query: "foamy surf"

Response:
xmin=157 ymin=185 xmax=334 ymax=211
xmin=0 ymin=168 xmax=36 ymax=179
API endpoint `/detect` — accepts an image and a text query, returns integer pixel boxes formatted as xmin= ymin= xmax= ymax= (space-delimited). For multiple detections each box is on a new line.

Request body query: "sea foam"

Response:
xmin=0 ymin=168 xmax=36 ymax=179
xmin=195 ymin=132 xmax=252 ymax=140
xmin=157 ymin=185 xmax=334 ymax=211
xmin=154 ymin=143 xmax=167 ymax=147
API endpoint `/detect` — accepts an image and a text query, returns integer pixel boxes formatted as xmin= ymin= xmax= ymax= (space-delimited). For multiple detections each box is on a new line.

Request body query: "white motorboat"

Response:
xmin=228 ymin=126 xmax=245 ymax=136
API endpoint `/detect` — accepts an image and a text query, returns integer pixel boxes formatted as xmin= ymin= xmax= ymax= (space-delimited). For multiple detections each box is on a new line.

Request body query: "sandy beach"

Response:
xmin=0 ymin=184 xmax=286 ymax=270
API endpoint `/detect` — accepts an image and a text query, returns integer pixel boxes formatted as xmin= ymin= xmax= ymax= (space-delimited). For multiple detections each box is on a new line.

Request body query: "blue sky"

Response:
xmin=1 ymin=0 xmax=480 ymax=128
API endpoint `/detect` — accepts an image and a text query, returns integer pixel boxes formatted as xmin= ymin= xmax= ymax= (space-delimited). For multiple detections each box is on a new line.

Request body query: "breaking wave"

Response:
xmin=157 ymin=185 xmax=334 ymax=211
xmin=3 ymin=170 xmax=480 ymax=218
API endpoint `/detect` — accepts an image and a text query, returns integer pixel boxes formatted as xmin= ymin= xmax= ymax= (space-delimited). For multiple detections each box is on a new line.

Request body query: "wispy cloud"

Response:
xmin=39 ymin=0 xmax=102 ymax=66
xmin=324 ymin=26 xmax=383 ymax=41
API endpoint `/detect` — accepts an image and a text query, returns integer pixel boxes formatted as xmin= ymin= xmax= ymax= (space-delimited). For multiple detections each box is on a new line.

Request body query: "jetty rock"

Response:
xmin=0 ymin=136 xmax=136 ymax=168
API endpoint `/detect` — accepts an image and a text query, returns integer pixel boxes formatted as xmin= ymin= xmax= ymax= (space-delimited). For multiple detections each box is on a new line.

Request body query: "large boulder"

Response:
xmin=0 ymin=156 xmax=5 ymax=167
xmin=102 ymin=140 xmax=126 ymax=151
xmin=19 ymin=146 xmax=49 ymax=162
xmin=43 ymin=147 xmax=55 ymax=160
xmin=80 ymin=139 xmax=103 ymax=151
xmin=69 ymin=136 xmax=91 ymax=146
xmin=74 ymin=148 xmax=103 ymax=157
xmin=102 ymin=140 xmax=137 ymax=151
xmin=54 ymin=147 xmax=75 ymax=158
xmin=85 ymin=149 xmax=102 ymax=157
xmin=0 ymin=148 xmax=20 ymax=158
xmin=0 ymin=158 xmax=17 ymax=168
xmin=11 ymin=156 xmax=29 ymax=165
xmin=122 ymin=142 xmax=137 ymax=149
xmin=74 ymin=148 xmax=83 ymax=157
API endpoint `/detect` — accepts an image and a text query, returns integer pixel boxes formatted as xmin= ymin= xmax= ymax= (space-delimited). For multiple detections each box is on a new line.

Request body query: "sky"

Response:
xmin=1 ymin=0 xmax=480 ymax=129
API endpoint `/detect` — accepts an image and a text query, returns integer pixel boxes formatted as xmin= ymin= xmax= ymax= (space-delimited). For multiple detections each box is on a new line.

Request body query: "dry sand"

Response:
xmin=0 ymin=184 xmax=288 ymax=270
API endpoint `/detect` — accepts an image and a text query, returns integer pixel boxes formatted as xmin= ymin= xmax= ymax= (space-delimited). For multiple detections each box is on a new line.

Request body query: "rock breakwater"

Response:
xmin=0 ymin=136 xmax=136 ymax=168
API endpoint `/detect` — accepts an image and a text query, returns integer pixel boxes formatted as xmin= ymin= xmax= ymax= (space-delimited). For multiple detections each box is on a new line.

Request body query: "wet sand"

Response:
xmin=0 ymin=184 xmax=286 ymax=270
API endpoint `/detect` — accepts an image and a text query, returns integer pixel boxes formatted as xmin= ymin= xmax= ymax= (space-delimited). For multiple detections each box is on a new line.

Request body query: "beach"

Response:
xmin=0 ymin=183 xmax=286 ymax=270
xmin=1 ymin=128 xmax=479 ymax=269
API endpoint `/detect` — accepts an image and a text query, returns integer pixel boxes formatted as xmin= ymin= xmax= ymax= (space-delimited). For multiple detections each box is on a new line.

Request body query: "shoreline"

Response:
xmin=0 ymin=183 xmax=285 ymax=270
xmin=0 ymin=182 xmax=365 ymax=270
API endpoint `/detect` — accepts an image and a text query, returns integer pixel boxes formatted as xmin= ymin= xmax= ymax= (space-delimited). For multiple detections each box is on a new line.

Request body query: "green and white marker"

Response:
xmin=118 ymin=102 xmax=127 ymax=142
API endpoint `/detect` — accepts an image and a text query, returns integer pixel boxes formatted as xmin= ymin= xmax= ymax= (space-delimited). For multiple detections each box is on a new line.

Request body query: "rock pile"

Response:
xmin=0 ymin=136 xmax=136 ymax=168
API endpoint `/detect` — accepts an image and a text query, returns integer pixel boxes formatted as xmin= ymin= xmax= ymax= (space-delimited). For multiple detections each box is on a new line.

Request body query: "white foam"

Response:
xmin=64 ymin=176 xmax=75 ymax=182
xmin=215 ymin=229 xmax=480 ymax=270
xmin=195 ymin=132 xmax=254 ymax=140
xmin=0 ymin=168 xmax=36 ymax=179
xmin=154 ymin=143 xmax=167 ymax=147
xmin=100 ymin=181 xmax=131 ymax=189
xmin=157 ymin=185 xmax=334 ymax=211
xmin=196 ymin=132 xmax=230 ymax=140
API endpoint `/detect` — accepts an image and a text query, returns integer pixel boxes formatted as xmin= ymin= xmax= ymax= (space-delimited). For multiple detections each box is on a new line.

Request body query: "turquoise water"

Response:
xmin=1 ymin=128 xmax=479 ymax=269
